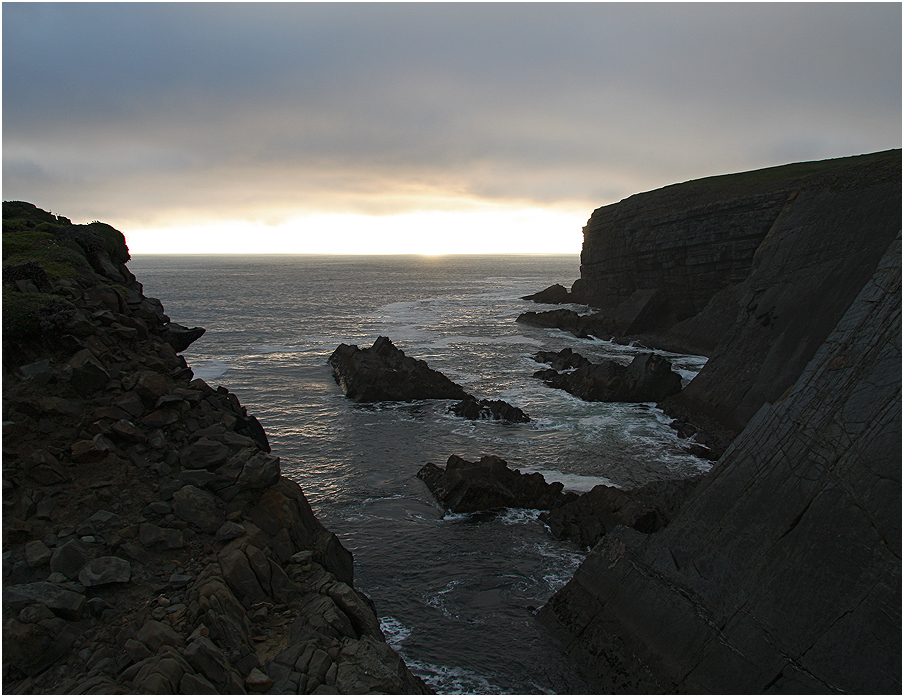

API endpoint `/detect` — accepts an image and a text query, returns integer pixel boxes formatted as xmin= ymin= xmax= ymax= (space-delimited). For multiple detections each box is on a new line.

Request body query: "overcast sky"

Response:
xmin=3 ymin=2 xmax=901 ymax=253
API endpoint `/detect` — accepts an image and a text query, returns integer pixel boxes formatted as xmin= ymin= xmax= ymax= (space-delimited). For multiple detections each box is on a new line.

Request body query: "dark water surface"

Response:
xmin=129 ymin=254 xmax=709 ymax=693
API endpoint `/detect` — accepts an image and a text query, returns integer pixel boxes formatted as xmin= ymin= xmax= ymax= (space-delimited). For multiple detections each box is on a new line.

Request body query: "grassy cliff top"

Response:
xmin=594 ymin=148 xmax=902 ymax=218
xmin=3 ymin=201 xmax=129 ymax=281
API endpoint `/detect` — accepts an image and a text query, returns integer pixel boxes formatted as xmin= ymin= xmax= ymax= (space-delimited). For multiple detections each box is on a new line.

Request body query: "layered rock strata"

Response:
xmin=571 ymin=149 xmax=900 ymax=337
xmin=2 ymin=203 xmax=428 ymax=694
xmin=329 ymin=336 xmax=530 ymax=423
xmin=538 ymin=234 xmax=902 ymax=694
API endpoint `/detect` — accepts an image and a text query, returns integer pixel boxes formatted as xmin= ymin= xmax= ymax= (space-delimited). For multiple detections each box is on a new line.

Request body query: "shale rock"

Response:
xmin=417 ymin=454 xmax=576 ymax=513
xmin=539 ymin=231 xmax=902 ymax=694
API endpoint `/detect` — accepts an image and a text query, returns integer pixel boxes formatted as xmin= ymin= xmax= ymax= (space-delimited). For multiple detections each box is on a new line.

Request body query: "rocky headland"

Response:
xmin=2 ymin=202 xmax=428 ymax=694
xmin=526 ymin=151 xmax=901 ymax=693
xmin=522 ymin=148 xmax=902 ymax=457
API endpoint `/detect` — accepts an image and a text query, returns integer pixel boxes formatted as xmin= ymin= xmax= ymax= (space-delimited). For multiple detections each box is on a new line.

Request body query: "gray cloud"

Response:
xmin=3 ymin=2 xmax=901 ymax=228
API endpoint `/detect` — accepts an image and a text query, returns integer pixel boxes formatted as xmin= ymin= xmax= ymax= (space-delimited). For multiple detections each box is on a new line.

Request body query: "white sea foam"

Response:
xmin=191 ymin=359 xmax=231 ymax=382
xmin=520 ymin=468 xmax=618 ymax=492
xmin=403 ymin=659 xmax=503 ymax=695
xmin=379 ymin=616 xmax=412 ymax=650
xmin=497 ymin=508 xmax=545 ymax=525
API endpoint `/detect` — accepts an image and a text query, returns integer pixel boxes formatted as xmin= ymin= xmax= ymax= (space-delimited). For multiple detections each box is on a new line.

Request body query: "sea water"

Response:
xmin=129 ymin=254 xmax=710 ymax=694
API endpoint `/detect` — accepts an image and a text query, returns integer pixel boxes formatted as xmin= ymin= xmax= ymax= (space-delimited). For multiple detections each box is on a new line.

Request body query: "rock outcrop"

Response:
xmin=329 ymin=336 xmax=469 ymax=402
xmin=416 ymin=456 xmax=702 ymax=552
xmin=2 ymin=203 xmax=428 ymax=694
xmin=538 ymin=234 xmax=902 ymax=694
xmin=416 ymin=455 xmax=576 ymax=513
xmin=540 ymin=476 xmax=703 ymax=550
xmin=532 ymin=348 xmax=683 ymax=403
xmin=329 ymin=336 xmax=530 ymax=423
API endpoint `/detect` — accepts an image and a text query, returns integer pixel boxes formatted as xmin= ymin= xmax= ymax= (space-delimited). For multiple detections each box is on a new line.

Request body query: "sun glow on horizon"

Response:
xmin=125 ymin=206 xmax=586 ymax=255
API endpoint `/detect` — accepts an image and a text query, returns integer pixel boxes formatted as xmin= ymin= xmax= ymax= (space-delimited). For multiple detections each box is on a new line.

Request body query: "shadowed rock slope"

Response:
xmin=538 ymin=234 xmax=901 ymax=694
xmin=2 ymin=202 xmax=428 ymax=694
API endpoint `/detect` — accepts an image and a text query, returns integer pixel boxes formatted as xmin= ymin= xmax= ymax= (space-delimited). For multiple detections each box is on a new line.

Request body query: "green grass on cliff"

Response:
xmin=3 ymin=202 xmax=131 ymax=344
xmin=2 ymin=201 xmax=129 ymax=280
xmin=629 ymin=149 xmax=902 ymax=214
xmin=691 ymin=148 xmax=901 ymax=191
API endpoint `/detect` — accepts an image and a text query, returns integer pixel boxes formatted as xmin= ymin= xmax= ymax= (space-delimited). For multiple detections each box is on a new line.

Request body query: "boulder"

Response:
xmin=328 ymin=336 xmax=469 ymax=402
xmin=77 ymin=556 xmax=132 ymax=587
xmin=4 ymin=582 xmax=86 ymax=620
xmin=417 ymin=454 xmax=577 ymax=513
xmin=49 ymin=539 xmax=90 ymax=580
xmin=172 ymin=485 xmax=225 ymax=534
xmin=160 ymin=322 xmax=205 ymax=352
xmin=533 ymin=349 xmax=683 ymax=403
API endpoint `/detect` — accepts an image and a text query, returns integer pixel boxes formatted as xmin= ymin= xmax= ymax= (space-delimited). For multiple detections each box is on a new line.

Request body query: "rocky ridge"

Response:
xmin=2 ymin=202 xmax=428 ymax=694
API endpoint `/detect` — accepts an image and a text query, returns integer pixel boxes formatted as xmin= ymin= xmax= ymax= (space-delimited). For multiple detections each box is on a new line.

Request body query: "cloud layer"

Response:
xmin=3 ymin=3 xmax=901 ymax=236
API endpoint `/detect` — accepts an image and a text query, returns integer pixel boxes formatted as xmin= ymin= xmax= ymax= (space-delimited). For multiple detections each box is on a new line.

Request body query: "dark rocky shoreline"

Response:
xmin=2 ymin=203 xmax=428 ymax=694
xmin=4 ymin=147 xmax=900 ymax=695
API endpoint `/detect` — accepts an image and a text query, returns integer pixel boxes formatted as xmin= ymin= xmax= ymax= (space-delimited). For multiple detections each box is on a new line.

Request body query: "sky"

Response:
xmin=3 ymin=2 xmax=901 ymax=254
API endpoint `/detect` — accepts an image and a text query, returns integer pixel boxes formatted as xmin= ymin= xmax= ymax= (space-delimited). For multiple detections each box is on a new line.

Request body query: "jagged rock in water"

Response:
xmin=417 ymin=455 xmax=576 ymax=513
xmin=521 ymin=283 xmax=573 ymax=304
xmin=533 ymin=348 xmax=683 ymax=403
xmin=329 ymin=336 xmax=469 ymax=402
xmin=329 ymin=335 xmax=530 ymax=422
xmin=449 ymin=396 xmax=530 ymax=423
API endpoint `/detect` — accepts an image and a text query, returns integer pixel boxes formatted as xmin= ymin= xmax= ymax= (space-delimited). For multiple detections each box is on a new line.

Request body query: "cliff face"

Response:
xmin=538 ymin=234 xmax=901 ymax=693
xmin=572 ymin=150 xmax=901 ymax=355
xmin=2 ymin=203 xmax=428 ymax=694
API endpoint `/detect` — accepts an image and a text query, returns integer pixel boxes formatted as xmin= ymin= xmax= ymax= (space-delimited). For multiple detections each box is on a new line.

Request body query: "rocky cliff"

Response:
xmin=537 ymin=230 xmax=902 ymax=691
xmin=2 ymin=202 xmax=428 ymax=694
xmin=571 ymin=149 xmax=900 ymax=352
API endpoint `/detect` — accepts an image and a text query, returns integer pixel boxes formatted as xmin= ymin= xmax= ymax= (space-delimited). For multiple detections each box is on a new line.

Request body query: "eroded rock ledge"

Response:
xmin=2 ymin=202 xmax=429 ymax=694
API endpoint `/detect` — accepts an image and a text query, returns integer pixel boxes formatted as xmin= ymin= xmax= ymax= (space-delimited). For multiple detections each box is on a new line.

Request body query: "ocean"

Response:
xmin=128 ymin=254 xmax=710 ymax=694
